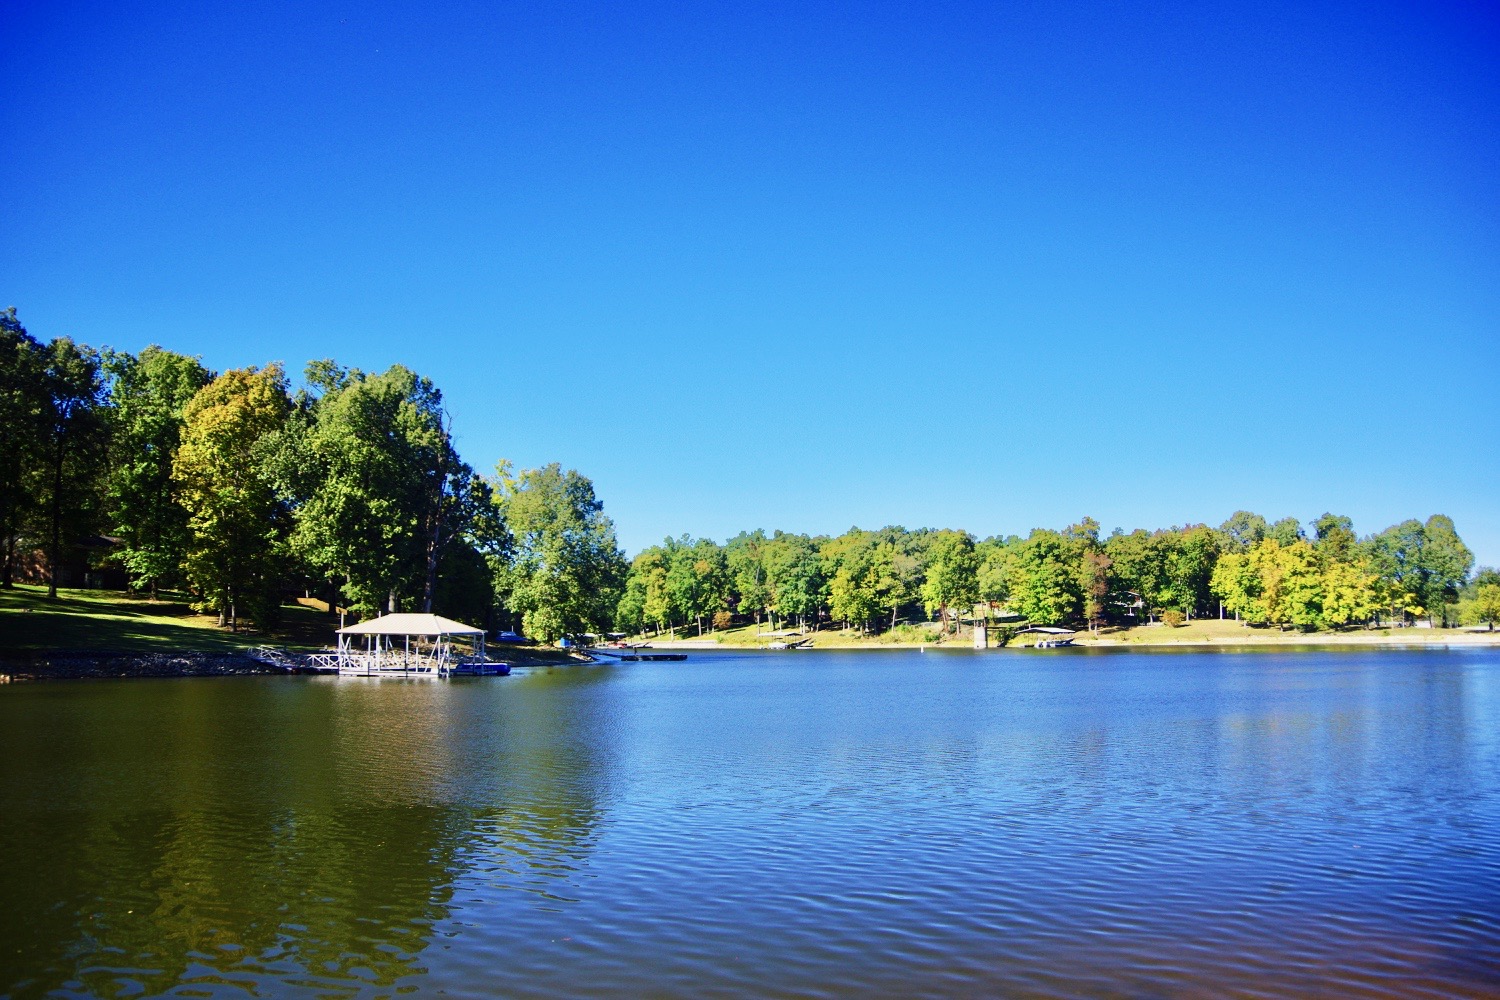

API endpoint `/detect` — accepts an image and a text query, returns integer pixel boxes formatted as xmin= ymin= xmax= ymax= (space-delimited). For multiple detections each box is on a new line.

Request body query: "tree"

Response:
xmin=1366 ymin=516 xmax=1474 ymax=626
xmin=494 ymin=462 xmax=626 ymax=642
xmin=173 ymin=365 xmax=292 ymax=629
xmin=1218 ymin=511 xmax=1268 ymax=551
xmin=763 ymin=532 xmax=821 ymax=630
xmin=617 ymin=546 xmax=670 ymax=635
xmin=1081 ymin=549 xmax=1111 ymax=633
xmin=726 ymin=530 xmax=771 ymax=625
xmin=1319 ymin=556 xmax=1377 ymax=628
xmin=101 ymin=346 xmax=213 ymax=596
xmin=874 ymin=527 xmax=923 ymax=630
xmin=1105 ymin=529 xmax=1167 ymax=621
xmin=290 ymin=364 xmax=464 ymax=616
xmin=1258 ymin=540 xmax=1323 ymax=629
xmin=1312 ymin=513 xmax=1357 ymax=564
xmin=1417 ymin=515 xmax=1474 ymax=626
xmin=0 ymin=309 xmax=47 ymax=586
xmin=976 ymin=537 xmax=1016 ymax=616
xmin=36 ymin=337 xmax=110 ymax=598
xmin=1010 ymin=528 xmax=1083 ymax=625
xmin=1211 ymin=539 xmax=1324 ymax=630
xmin=919 ymin=530 xmax=979 ymax=633
xmin=666 ymin=536 xmax=727 ymax=635
xmin=822 ymin=529 xmax=882 ymax=633
xmin=1161 ymin=525 xmax=1222 ymax=618
xmin=1266 ymin=516 xmax=1304 ymax=546
xmin=1210 ymin=550 xmax=1262 ymax=622
xmin=1460 ymin=584 xmax=1500 ymax=631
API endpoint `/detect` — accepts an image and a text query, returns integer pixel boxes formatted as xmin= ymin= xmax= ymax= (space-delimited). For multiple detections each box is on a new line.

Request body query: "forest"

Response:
xmin=4 ymin=308 xmax=1497 ymax=641
xmin=619 ymin=514 xmax=1497 ymax=638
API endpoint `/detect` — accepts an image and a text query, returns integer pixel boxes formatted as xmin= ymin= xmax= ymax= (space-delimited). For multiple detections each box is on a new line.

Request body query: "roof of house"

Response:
xmin=337 ymin=613 xmax=484 ymax=636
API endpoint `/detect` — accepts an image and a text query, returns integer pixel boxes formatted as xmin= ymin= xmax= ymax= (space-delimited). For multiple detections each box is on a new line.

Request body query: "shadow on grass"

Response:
xmin=0 ymin=585 xmax=335 ymax=653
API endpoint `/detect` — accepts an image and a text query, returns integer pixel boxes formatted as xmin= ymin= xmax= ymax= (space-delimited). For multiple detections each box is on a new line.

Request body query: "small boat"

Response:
xmin=447 ymin=659 xmax=512 ymax=676
xmin=1016 ymin=625 xmax=1077 ymax=650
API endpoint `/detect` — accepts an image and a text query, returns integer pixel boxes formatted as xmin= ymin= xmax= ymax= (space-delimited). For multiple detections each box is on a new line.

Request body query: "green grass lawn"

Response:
xmin=0 ymin=584 xmax=337 ymax=653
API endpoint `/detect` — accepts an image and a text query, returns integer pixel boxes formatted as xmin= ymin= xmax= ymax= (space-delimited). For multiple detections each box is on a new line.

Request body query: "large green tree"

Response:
xmin=1365 ymin=516 xmax=1474 ymax=625
xmin=36 ymin=337 xmax=111 ymax=598
xmin=495 ymin=462 xmax=626 ymax=642
xmin=822 ymin=529 xmax=883 ymax=633
xmin=0 ymin=309 xmax=47 ymax=586
xmin=1009 ymin=529 xmax=1083 ymax=625
xmin=666 ymin=535 xmax=728 ymax=635
xmin=920 ymin=529 xmax=979 ymax=632
xmin=289 ymin=363 xmax=498 ymax=617
xmin=102 ymin=346 xmax=213 ymax=596
xmin=726 ymin=530 xmax=771 ymax=625
xmin=1218 ymin=510 xmax=1268 ymax=551
xmin=1105 ymin=529 xmax=1167 ymax=621
xmin=763 ymin=532 xmax=822 ymax=630
xmin=873 ymin=526 xmax=924 ymax=630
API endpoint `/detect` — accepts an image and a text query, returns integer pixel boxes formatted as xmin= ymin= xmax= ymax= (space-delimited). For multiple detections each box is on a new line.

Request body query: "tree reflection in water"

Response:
xmin=0 ymin=670 xmax=611 ymax=997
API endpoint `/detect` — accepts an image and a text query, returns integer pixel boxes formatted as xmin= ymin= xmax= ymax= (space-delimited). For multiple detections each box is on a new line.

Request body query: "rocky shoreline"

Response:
xmin=0 ymin=650 xmax=286 ymax=682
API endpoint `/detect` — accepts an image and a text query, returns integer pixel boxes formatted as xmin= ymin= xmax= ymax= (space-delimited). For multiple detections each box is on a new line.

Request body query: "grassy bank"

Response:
xmin=0 ymin=585 xmax=586 ymax=670
xmin=634 ymin=617 xmax=1500 ymax=649
xmin=0 ymin=584 xmax=337 ymax=653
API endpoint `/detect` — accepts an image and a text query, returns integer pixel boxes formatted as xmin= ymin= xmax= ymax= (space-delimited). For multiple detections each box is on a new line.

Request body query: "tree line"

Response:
xmin=617 ymin=516 xmax=1498 ymax=636
xmin=0 ymin=309 xmax=626 ymax=639
xmin=4 ymin=307 xmax=1496 ymax=640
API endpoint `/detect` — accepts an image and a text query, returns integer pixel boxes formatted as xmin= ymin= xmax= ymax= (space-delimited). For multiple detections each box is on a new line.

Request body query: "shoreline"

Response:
xmin=0 ymin=646 xmax=592 ymax=683
xmin=5 ymin=631 xmax=1496 ymax=682
xmin=639 ymin=628 xmax=1500 ymax=651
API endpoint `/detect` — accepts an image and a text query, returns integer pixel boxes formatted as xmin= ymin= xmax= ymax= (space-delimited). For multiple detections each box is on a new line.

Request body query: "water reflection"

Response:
xmin=0 ymin=671 xmax=613 ymax=998
xmin=3 ymin=650 xmax=1499 ymax=999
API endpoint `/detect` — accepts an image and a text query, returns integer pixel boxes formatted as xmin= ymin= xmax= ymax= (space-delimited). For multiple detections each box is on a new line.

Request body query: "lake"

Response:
xmin=2 ymin=647 xmax=1498 ymax=998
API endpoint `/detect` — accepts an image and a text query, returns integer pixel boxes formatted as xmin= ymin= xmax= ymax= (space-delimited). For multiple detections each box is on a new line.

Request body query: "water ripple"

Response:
xmin=2 ymin=649 xmax=1499 ymax=997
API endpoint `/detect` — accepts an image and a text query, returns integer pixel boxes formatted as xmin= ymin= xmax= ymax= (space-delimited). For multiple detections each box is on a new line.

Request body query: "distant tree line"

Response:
xmin=0 ymin=309 xmax=627 ymax=639
xmin=618 ymin=514 xmax=1496 ymax=637
xmin=5 ymin=307 xmax=1495 ymax=641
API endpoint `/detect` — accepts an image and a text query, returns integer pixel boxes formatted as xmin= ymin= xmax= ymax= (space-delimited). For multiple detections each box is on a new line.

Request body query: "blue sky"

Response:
xmin=3 ymin=1 xmax=1497 ymax=563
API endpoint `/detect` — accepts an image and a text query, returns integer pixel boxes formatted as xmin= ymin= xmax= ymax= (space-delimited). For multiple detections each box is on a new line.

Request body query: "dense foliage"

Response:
xmin=0 ymin=310 xmax=619 ymax=636
xmin=618 ymin=511 xmax=1483 ymax=637
xmin=2 ymin=307 xmax=1489 ymax=639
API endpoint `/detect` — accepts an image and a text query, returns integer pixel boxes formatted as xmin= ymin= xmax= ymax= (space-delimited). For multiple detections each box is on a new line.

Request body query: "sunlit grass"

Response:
xmin=0 ymin=584 xmax=335 ymax=653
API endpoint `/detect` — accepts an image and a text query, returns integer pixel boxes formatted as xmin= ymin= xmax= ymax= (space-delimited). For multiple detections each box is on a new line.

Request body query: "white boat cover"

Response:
xmin=337 ymin=613 xmax=484 ymax=636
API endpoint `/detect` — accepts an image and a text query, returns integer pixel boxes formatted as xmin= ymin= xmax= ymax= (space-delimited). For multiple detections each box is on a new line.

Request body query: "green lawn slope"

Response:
xmin=0 ymin=585 xmax=336 ymax=653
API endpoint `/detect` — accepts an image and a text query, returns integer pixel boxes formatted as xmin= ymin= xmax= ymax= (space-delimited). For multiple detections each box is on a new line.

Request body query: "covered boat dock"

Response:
xmin=318 ymin=613 xmax=507 ymax=677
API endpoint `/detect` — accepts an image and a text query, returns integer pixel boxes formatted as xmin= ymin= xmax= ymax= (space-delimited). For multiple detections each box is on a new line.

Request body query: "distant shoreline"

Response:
xmin=639 ymin=626 xmax=1500 ymax=651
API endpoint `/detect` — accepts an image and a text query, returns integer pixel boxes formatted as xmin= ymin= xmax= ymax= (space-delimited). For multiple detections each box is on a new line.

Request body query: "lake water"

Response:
xmin=2 ymin=647 xmax=1498 ymax=999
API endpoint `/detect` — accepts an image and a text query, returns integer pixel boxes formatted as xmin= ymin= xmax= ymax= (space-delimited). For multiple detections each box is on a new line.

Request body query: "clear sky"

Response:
xmin=3 ymin=1 xmax=1497 ymax=564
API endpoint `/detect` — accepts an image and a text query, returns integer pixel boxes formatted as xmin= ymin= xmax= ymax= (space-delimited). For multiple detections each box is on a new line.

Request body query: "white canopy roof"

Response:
xmin=338 ymin=613 xmax=484 ymax=636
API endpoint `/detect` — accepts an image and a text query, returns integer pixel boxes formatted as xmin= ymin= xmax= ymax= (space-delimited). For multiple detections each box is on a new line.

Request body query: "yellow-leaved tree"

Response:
xmin=172 ymin=365 xmax=291 ymax=630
